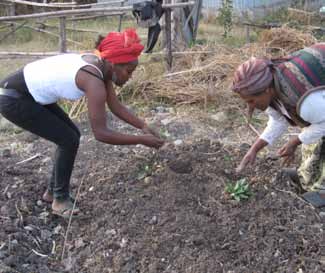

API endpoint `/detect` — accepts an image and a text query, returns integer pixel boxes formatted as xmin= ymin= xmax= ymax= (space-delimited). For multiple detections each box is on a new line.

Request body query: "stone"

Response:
xmin=23 ymin=225 xmax=34 ymax=231
xmin=144 ymin=177 xmax=153 ymax=185
xmin=53 ymin=225 xmax=62 ymax=234
xmin=10 ymin=142 xmax=19 ymax=150
xmin=0 ymin=205 xmax=10 ymax=215
xmin=105 ymin=229 xmax=117 ymax=237
xmin=155 ymin=106 xmax=168 ymax=113
xmin=120 ymin=238 xmax=127 ymax=248
xmin=74 ymin=238 xmax=85 ymax=249
xmin=173 ymin=139 xmax=183 ymax=146
xmin=39 ymin=211 xmax=50 ymax=219
xmin=161 ymin=118 xmax=172 ymax=126
xmin=0 ymin=149 xmax=11 ymax=158
xmin=149 ymin=216 xmax=158 ymax=225
xmin=41 ymin=229 xmax=52 ymax=240
xmin=24 ymin=143 xmax=34 ymax=154
xmin=210 ymin=112 xmax=228 ymax=123
xmin=168 ymin=158 xmax=192 ymax=174
xmin=274 ymin=249 xmax=281 ymax=258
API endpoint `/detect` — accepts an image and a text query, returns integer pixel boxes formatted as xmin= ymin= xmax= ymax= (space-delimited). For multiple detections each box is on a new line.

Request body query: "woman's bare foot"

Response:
xmin=52 ymin=199 xmax=79 ymax=218
xmin=42 ymin=189 xmax=53 ymax=203
xmin=43 ymin=190 xmax=75 ymax=203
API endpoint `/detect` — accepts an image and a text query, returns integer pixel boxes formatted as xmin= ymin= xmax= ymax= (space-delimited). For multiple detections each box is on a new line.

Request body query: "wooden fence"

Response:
xmin=0 ymin=0 xmax=196 ymax=70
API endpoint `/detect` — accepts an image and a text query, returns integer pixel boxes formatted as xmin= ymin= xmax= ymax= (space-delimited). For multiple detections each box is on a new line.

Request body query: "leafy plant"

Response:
xmin=137 ymin=163 xmax=154 ymax=180
xmin=217 ymin=0 xmax=233 ymax=38
xmin=159 ymin=128 xmax=170 ymax=139
xmin=225 ymin=178 xmax=252 ymax=201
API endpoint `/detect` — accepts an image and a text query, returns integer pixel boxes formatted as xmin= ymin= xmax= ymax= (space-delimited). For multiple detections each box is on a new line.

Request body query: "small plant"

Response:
xmin=137 ymin=162 xmax=154 ymax=180
xmin=217 ymin=0 xmax=233 ymax=38
xmin=159 ymin=128 xmax=170 ymax=139
xmin=225 ymin=178 xmax=252 ymax=201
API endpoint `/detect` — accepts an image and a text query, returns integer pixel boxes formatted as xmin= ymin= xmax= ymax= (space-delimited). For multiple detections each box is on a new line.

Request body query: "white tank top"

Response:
xmin=23 ymin=54 xmax=103 ymax=105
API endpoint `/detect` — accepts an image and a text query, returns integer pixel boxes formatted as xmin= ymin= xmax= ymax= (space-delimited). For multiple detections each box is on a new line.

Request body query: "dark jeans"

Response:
xmin=0 ymin=70 xmax=80 ymax=201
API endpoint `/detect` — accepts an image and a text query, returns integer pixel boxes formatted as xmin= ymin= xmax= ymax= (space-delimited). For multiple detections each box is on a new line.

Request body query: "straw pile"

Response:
xmin=123 ymin=43 xmax=274 ymax=107
xmin=259 ymin=26 xmax=317 ymax=54
xmin=66 ymin=27 xmax=318 ymax=117
xmin=129 ymin=27 xmax=317 ymax=106
xmin=287 ymin=7 xmax=315 ymax=25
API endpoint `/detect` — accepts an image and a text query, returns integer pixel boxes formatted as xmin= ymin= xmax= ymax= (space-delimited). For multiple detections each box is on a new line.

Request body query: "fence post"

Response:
xmin=118 ymin=0 xmax=124 ymax=31
xmin=9 ymin=3 xmax=15 ymax=16
xmin=165 ymin=8 xmax=172 ymax=71
xmin=245 ymin=25 xmax=250 ymax=44
xmin=59 ymin=17 xmax=67 ymax=53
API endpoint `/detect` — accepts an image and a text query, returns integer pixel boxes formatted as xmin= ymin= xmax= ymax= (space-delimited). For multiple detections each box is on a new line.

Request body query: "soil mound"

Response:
xmin=1 ymin=135 xmax=323 ymax=273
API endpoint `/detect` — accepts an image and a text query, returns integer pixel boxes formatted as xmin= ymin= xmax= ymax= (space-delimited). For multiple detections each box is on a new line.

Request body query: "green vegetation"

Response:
xmin=225 ymin=178 xmax=252 ymax=201
xmin=137 ymin=161 xmax=156 ymax=180
xmin=217 ymin=0 xmax=233 ymax=38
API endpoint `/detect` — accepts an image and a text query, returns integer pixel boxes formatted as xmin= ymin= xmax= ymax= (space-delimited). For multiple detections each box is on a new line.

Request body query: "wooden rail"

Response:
xmin=0 ymin=1 xmax=196 ymax=69
xmin=2 ymin=0 xmax=125 ymax=9
xmin=0 ymin=2 xmax=195 ymax=21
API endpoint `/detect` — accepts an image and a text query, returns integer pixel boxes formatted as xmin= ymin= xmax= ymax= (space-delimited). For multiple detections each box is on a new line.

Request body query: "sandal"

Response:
xmin=302 ymin=191 xmax=325 ymax=208
xmin=52 ymin=204 xmax=80 ymax=219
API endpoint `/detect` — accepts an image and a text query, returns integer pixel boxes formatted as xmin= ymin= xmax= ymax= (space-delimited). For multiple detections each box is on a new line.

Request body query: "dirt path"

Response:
xmin=0 ymin=107 xmax=324 ymax=273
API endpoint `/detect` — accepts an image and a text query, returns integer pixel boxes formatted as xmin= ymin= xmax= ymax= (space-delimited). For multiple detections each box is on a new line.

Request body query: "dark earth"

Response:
xmin=0 ymin=108 xmax=324 ymax=273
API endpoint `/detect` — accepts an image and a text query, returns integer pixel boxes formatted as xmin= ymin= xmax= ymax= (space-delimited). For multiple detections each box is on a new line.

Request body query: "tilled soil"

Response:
xmin=0 ymin=113 xmax=324 ymax=273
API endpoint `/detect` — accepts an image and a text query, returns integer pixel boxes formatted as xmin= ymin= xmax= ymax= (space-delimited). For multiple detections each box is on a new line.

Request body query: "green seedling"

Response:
xmin=159 ymin=128 xmax=170 ymax=139
xmin=225 ymin=178 xmax=252 ymax=201
xmin=250 ymin=117 xmax=263 ymax=126
xmin=137 ymin=163 xmax=154 ymax=180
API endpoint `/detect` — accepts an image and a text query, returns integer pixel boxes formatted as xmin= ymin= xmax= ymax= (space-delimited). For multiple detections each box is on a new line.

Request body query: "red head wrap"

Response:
xmin=96 ymin=28 xmax=144 ymax=64
xmin=232 ymin=57 xmax=274 ymax=95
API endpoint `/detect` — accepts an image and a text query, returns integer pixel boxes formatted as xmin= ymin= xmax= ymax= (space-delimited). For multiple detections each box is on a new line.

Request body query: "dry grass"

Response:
xmin=66 ymin=26 xmax=318 ymax=118
xmin=1 ymin=21 xmax=318 ymax=118
xmin=259 ymin=26 xmax=317 ymax=54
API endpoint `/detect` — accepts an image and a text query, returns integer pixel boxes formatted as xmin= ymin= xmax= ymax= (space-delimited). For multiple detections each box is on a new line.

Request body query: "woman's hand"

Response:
xmin=236 ymin=149 xmax=257 ymax=173
xmin=140 ymin=134 xmax=165 ymax=149
xmin=142 ymin=124 xmax=161 ymax=138
xmin=277 ymin=136 xmax=301 ymax=166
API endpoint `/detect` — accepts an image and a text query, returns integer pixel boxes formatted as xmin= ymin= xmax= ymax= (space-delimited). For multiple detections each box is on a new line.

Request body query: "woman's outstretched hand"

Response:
xmin=277 ymin=136 xmax=301 ymax=166
xmin=140 ymin=134 xmax=165 ymax=149
xmin=142 ymin=124 xmax=161 ymax=138
xmin=236 ymin=149 xmax=257 ymax=173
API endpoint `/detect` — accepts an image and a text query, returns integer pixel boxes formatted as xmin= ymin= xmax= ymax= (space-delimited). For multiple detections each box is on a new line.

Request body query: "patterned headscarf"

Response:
xmin=96 ymin=28 xmax=144 ymax=64
xmin=232 ymin=57 xmax=274 ymax=95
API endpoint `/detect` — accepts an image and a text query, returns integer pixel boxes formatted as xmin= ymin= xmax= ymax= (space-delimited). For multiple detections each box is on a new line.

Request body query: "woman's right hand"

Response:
xmin=236 ymin=149 xmax=257 ymax=173
xmin=140 ymin=135 xmax=165 ymax=149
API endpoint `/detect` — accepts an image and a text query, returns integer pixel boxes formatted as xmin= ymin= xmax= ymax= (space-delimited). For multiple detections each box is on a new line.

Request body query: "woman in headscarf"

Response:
xmin=0 ymin=29 xmax=164 ymax=218
xmin=232 ymin=43 xmax=325 ymax=208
